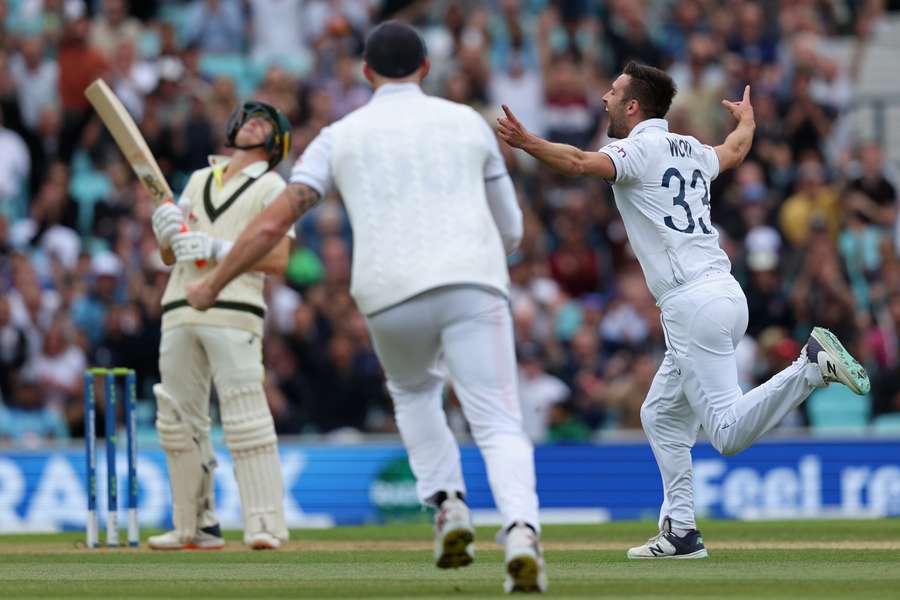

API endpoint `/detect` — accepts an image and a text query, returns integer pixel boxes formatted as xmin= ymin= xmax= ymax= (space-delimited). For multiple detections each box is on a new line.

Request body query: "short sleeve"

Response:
xmin=696 ymin=143 xmax=721 ymax=181
xmin=475 ymin=111 xmax=508 ymax=182
xmin=598 ymin=138 xmax=646 ymax=184
xmin=289 ymin=126 xmax=334 ymax=196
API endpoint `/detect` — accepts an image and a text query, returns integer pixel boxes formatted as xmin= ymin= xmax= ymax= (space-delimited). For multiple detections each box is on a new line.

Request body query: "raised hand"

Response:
xmin=496 ymin=104 xmax=534 ymax=150
xmin=722 ymin=85 xmax=754 ymax=123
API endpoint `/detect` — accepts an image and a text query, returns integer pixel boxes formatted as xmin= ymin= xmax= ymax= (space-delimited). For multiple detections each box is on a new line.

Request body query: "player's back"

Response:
xmin=326 ymin=86 xmax=509 ymax=315
xmin=600 ymin=120 xmax=732 ymax=301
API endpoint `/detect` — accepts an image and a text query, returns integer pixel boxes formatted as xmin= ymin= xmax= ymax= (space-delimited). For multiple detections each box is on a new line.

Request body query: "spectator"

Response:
xmin=248 ymin=0 xmax=310 ymax=67
xmin=0 ymin=373 xmax=69 ymax=447
xmin=779 ymin=156 xmax=840 ymax=247
xmin=780 ymin=69 xmax=834 ymax=156
xmin=605 ymin=352 xmax=656 ymax=429
xmin=31 ymin=316 xmax=86 ymax=412
xmin=9 ymin=36 xmax=59 ymax=133
xmin=489 ymin=52 xmax=545 ymax=136
xmin=846 ymin=143 xmax=897 ymax=228
xmin=57 ymin=8 xmax=108 ymax=163
xmin=603 ymin=4 xmax=664 ymax=71
xmin=668 ymin=34 xmax=726 ymax=143
xmin=745 ymin=249 xmax=794 ymax=338
xmin=71 ymin=252 xmax=123 ymax=347
xmin=726 ymin=1 xmax=778 ymax=64
xmin=548 ymin=212 xmax=601 ymax=297
xmin=0 ymin=106 xmax=30 ymax=206
xmin=184 ymin=0 xmax=245 ymax=54
xmin=543 ymin=53 xmax=597 ymax=148
xmin=517 ymin=342 xmax=570 ymax=443
xmin=89 ymin=0 xmax=143 ymax=60
xmin=0 ymin=295 xmax=28 ymax=403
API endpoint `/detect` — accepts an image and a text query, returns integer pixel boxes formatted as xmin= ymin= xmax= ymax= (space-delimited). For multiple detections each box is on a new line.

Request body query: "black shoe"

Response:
xmin=626 ymin=516 xmax=708 ymax=559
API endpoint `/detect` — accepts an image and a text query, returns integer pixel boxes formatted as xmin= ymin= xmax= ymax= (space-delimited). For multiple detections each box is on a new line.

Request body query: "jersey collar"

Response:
xmin=207 ymin=155 xmax=269 ymax=180
xmin=628 ymin=118 xmax=669 ymax=138
xmin=371 ymin=82 xmax=424 ymax=101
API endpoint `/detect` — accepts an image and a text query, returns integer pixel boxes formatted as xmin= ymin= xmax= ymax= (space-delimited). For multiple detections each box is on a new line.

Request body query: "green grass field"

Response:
xmin=1 ymin=520 xmax=898 ymax=599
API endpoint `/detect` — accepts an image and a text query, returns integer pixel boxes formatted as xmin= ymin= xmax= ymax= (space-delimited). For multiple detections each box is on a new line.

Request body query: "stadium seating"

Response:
xmin=807 ymin=385 xmax=872 ymax=430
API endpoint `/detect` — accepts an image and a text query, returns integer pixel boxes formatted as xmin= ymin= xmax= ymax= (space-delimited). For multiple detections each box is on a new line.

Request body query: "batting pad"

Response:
xmin=154 ymin=384 xmax=204 ymax=540
xmin=220 ymin=384 xmax=288 ymax=542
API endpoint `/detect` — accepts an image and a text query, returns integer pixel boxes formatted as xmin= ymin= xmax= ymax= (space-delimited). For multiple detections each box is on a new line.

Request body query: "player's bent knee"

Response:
xmin=156 ymin=418 xmax=194 ymax=451
xmin=223 ymin=415 xmax=278 ymax=452
xmin=640 ymin=401 xmax=657 ymax=433
xmin=710 ymin=431 xmax=743 ymax=457
xmin=153 ymin=385 xmax=194 ymax=451
xmin=218 ymin=383 xmax=278 ymax=453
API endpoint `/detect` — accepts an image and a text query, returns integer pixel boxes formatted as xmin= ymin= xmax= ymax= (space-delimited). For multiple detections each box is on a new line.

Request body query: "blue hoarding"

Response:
xmin=1 ymin=437 xmax=899 ymax=533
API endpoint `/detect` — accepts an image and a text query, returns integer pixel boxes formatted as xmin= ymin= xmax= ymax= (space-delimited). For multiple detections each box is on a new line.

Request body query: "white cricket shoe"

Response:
xmin=627 ymin=516 xmax=708 ymax=559
xmin=247 ymin=531 xmax=281 ymax=550
xmin=434 ymin=495 xmax=475 ymax=569
xmin=503 ymin=523 xmax=547 ymax=593
xmin=148 ymin=524 xmax=225 ymax=550
xmin=805 ymin=327 xmax=871 ymax=395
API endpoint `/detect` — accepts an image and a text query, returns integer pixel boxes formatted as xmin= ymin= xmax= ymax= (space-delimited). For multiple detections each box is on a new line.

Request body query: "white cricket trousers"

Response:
xmin=644 ymin=273 xmax=824 ymax=531
xmin=366 ymin=285 xmax=540 ymax=532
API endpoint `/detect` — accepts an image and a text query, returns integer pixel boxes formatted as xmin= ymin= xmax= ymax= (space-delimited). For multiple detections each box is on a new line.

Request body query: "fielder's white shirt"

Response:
xmin=290 ymin=83 xmax=517 ymax=315
xmin=598 ymin=119 xmax=731 ymax=301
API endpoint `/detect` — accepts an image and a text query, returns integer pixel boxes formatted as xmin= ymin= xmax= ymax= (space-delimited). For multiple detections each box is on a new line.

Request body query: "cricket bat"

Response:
xmin=84 ymin=79 xmax=205 ymax=267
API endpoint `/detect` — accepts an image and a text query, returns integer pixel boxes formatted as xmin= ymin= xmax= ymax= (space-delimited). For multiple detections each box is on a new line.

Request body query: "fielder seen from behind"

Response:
xmin=185 ymin=21 xmax=547 ymax=594
xmin=497 ymin=62 xmax=871 ymax=559
xmin=149 ymin=101 xmax=294 ymax=550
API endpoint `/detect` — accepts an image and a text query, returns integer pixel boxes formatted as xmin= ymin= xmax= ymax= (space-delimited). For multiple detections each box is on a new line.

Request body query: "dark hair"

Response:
xmin=363 ymin=21 xmax=427 ymax=79
xmin=622 ymin=61 xmax=677 ymax=119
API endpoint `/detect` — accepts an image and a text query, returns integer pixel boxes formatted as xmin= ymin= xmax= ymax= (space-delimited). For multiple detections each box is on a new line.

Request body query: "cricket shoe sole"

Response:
xmin=435 ymin=526 xmax=475 ymax=569
xmin=807 ymin=327 xmax=870 ymax=395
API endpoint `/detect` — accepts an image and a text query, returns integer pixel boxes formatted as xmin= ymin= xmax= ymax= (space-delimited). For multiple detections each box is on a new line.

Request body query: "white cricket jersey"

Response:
xmin=598 ymin=119 xmax=731 ymax=301
xmin=290 ymin=83 xmax=515 ymax=315
xmin=161 ymin=156 xmax=292 ymax=336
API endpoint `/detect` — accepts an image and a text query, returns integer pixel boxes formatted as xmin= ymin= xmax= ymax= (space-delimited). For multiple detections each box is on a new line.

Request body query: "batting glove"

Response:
xmin=151 ymin=203 xmax=185 ymax=248
xmin=171 ymin=231 xmax=233 ymax=264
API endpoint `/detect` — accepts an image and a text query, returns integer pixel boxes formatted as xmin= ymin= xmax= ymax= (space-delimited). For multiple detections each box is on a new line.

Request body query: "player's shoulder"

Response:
xmin=600 ymin=136 xmax=647 ymax=162
xmin=256 ymin=170 xmax=286 ymax=190
xmin=426 ymin=95 xmax=484 ymax=122
xmin=182 ymin=166 xmax=214 ymax=194
xmin=257 ymin=168 xmax=285 ymax=183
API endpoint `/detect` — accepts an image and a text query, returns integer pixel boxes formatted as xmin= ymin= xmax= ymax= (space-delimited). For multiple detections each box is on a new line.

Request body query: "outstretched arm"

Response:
xmin=185 ymin=183 xmax=320 ymax=310
xmin=715 ymin=85 xmax=756 ymax=172
xmin=496 ymin=105 xmax=615 ymax=180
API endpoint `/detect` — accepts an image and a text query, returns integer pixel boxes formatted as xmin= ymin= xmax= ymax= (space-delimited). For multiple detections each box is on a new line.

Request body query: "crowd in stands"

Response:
xmin=1 ymin=0 xmax=899 ymax=447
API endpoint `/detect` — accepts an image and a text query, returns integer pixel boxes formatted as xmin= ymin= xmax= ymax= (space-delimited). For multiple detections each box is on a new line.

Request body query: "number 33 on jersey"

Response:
xmin=599 ymin=119 xmax=732 ymax=301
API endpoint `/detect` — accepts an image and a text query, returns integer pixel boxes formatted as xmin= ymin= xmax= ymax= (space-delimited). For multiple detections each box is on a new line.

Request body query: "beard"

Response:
xmin=606 ymin=108 xmax=628 ymax=139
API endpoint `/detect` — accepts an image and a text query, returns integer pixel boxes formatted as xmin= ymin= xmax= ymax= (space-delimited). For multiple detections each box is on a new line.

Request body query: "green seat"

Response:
xmin=159 ymin=3 xmax=192 ymax=43
xmin=199 ymin=53 xmax=258 ymax=98
xmin=807 ymin=385 xmax=871 ymax=431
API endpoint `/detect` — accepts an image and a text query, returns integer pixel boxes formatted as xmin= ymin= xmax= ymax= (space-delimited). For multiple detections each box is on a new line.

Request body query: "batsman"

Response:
xmin=147 ymin=101 xmax=294 ymax=550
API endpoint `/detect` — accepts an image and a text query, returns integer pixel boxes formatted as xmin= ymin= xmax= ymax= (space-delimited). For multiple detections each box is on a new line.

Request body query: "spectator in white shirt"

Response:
xmin=517 ymin=342 xmax=570 ymax=443
xmin=10 ymin=36 xmax=58 ymax=131
xmin=0 ymin=107 xmax=30 ymax=205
